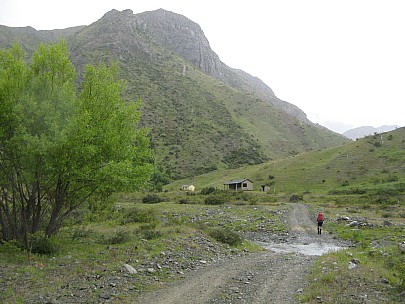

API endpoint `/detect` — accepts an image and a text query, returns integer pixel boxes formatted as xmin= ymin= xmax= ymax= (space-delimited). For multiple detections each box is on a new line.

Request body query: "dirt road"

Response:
xmin=135 ymin=204 xmax=345 ymax=303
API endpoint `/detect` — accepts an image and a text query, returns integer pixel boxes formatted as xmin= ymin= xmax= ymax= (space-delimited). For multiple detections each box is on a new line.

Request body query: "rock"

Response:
xmin=229 ymin=286 xmax=240 ymax=293
xmin=99 ymin=293 xmax=110 ymax=300
xmin=351 ymin=258 xmax=360 ymax=265
xmin=383 ymin=220 xmax=392 ymax=227
xmin=289 ymin=194 xmax=301 ymax=202
xmin=348 ymin=262 xmax=357 ymax=270
xmin=399 ymin=242 xmax=405 ymax=253
xmin=123 ymin=264 xmax=137 ymax=274
xmin=147 ymin=268 xmax=155 ymax=273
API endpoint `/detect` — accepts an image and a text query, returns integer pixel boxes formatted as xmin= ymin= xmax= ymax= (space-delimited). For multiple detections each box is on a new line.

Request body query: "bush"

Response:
xmin=200 ymin=187 xmax=217 ymax=195
xmin=102 ymin=230 xmax=130 ymax=245
xmin=208 ymin=228 xmax=243 ymax=246
xmin=29 ymin=234 xmax=59 ymax=255
xmin=205 ymin=194 xmax=226 ymax=205
xmin=142 ymin=194 xmax=164 ymax=204
xmin=135 ymin=223 xmax=161 ymax=240
xmin=121 ymin=207 xmax=157 ymax=225
xmin=71 ymin=227 xmax=93 ymax=240
xmin=289 ymin=194 xmax=303 ymax=202
xmin=0 ymin=240 xmax=26 ymax=263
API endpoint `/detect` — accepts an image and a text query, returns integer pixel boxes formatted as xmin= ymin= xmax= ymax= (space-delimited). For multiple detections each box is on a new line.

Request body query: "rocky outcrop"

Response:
xmin=134 ymin=9 xmax=310 ymax=123
xmin=136 ymin=9 xmax=224 ymax=79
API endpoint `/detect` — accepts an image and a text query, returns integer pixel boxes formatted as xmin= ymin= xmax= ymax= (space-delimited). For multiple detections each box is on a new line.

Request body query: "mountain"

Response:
xmin=134 ymin=9 xmax=309 ymax=122
xmin=343 ymin=125 xmax=400 ymax=140
xmin=0 ymin=9 xmax=349 ymax=179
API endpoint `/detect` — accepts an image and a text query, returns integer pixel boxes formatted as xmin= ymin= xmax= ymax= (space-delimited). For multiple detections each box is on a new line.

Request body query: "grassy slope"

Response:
xmin=165 ymin=127 xmax=405 ymax=193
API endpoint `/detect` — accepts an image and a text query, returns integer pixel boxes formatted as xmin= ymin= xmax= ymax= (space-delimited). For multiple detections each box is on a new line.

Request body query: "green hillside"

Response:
xmin=0 ymin=9 xmax=349 ymax=180
xmin=166 ymin=127 xmax=405 ymax=194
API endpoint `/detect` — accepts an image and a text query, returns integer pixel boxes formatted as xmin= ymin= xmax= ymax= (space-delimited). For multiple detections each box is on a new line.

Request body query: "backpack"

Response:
xmin=317 ymin=212 xmax=324 ymax=222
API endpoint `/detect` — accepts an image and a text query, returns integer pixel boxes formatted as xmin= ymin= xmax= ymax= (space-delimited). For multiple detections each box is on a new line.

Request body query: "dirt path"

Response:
xmin=135 ymin=204 xmax=343 ymax=304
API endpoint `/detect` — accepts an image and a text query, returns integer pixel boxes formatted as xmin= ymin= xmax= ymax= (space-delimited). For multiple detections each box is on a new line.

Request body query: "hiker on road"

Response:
xmin=317 ymin=212 xmax=324 ymax=235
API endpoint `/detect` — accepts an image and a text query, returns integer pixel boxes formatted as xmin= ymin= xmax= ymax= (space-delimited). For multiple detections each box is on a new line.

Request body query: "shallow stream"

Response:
xmin=258 ymin=241 xmax=347 ymax=256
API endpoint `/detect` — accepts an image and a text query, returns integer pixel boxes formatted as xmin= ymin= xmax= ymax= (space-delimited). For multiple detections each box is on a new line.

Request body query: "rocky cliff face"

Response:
xmin=134 ymin=9 xmax=309 ymax=123
xmin=136 ymin=9 xmax=224 ymax=79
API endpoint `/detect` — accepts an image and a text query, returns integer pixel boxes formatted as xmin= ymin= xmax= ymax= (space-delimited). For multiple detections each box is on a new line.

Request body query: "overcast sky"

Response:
xmin=1 ymin=0 xmax=404 ymax=133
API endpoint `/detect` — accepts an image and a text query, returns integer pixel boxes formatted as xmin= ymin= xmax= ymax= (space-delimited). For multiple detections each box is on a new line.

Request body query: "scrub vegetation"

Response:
xmin=0 ymin=40 xmax=403 ymax=303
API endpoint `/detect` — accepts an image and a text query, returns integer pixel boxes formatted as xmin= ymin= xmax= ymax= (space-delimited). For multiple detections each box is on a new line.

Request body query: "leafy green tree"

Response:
xmin=150 ymin=165 xmax=171 ymax=191
xmin=0 ymin=41 xmax=153 ymax=247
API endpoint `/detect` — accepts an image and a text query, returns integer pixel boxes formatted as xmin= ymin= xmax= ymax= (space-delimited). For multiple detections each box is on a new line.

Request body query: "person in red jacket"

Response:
xmin=317 ymin=212 xmax=324 ymax=235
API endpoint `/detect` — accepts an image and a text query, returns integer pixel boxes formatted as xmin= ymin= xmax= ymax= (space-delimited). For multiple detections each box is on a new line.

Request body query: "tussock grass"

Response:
xmin=302 ymin=192 xmax=405 ymax=303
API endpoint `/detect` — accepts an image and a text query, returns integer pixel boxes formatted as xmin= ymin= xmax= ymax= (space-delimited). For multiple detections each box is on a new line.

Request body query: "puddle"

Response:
xmin=258 ymin=242 xmax=347 ymax=256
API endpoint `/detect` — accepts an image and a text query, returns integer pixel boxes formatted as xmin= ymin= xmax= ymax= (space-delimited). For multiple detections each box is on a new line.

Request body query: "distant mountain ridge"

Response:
xmin=0 ymin=9 xmax=349 ymax=179
xmin=343 ymin=125 xmax=400 ymax=140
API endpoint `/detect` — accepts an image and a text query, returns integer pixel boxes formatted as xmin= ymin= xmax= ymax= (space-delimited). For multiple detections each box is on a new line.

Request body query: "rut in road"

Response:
xmin=135 ymin=204 xmax=328 ymax=304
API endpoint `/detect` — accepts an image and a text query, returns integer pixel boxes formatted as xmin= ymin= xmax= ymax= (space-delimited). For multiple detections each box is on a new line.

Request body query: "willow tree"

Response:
xmin=0 ymin=41 xmax=153 ymax=247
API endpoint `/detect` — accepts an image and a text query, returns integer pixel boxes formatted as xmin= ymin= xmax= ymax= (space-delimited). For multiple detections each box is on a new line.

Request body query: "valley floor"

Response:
xmin=135 ymin=204 xmax=347 ymax=304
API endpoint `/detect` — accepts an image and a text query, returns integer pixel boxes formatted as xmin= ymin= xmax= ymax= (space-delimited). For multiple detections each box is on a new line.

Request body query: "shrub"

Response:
xmin=29 ymin=234 xmax=59 ymax=255
xmin=121 ymin=207 xmax=157 ymax=225
xmin=289 ymin=194 xmax=302 ymax=202
xmin=103 ymin=230 xmax=130 ymax=245
xmin=142 ymin=194 xmax=164 ymax=204
xmin=200 ymin=187 xmax=217 ymax=195
xmin=71 ymin=227 xmax=93 ymax=240
xmin=135 ymin=223 xmax=161 ymax=240
xmin=387 ymin=175 xmax=399 ymax=182
xmin=208 ymin=228 xmax=243 ymax=246
xmin=205 ymin=194 xmax=226 ymax=205
xmin=0 ymin=241 xmax=26 ymax=263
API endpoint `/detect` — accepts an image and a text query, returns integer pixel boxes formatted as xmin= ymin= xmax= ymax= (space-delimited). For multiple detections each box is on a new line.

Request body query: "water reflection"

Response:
xmin=258 ymin=242 xmax=347 ymax=256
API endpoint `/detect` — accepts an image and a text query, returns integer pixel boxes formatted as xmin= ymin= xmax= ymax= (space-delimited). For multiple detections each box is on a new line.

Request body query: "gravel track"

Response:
xmin=135 ymin=204 xmax=344 ymax=303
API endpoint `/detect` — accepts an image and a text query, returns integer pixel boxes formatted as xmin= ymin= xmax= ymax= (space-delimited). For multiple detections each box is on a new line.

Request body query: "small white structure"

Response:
xmin=180 ymin=185 xmax=195 ymax=191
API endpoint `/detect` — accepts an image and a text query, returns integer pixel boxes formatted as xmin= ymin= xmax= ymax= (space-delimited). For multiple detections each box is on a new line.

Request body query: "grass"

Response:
xmin=0 ymin=194 xmax=287 ymax=304
xmin=300 ymin=194 xmax=405 ymax=303
xmin=0 ymin=188 xmax=403 ymax=303
xmin=0 ymin=128 xmax=403 ymax=303
xmin=165 ymin=127 xmax=405 ymax=194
